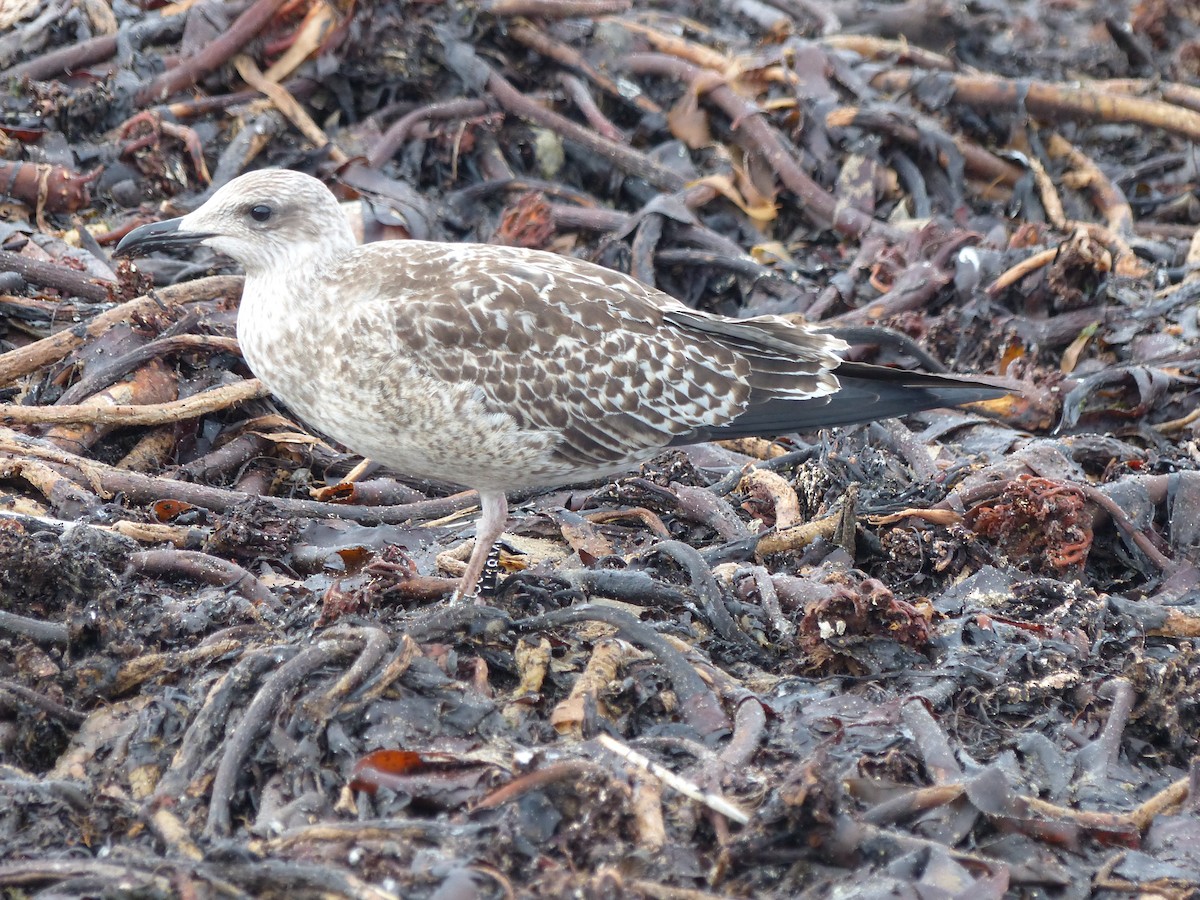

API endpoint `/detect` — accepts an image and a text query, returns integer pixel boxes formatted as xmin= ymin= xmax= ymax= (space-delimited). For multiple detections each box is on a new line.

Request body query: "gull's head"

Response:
xmin=115 ymin=169 xmax=356 ymax=276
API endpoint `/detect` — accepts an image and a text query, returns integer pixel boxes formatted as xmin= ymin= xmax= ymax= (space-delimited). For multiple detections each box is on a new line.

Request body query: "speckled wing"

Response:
xmin=349 ymin=242 xmax=846 ymax=469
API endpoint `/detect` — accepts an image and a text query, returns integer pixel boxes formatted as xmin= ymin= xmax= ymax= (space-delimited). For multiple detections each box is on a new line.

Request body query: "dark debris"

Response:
xmin=2 ymin=0 xmax=1200 ymax=897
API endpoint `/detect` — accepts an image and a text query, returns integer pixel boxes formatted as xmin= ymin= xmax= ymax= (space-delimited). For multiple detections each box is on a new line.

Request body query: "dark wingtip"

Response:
xmin=834 ymin=362 xmax=1017 ymax=394
xmin=674 ymin=365 xmax=1017 ymax=444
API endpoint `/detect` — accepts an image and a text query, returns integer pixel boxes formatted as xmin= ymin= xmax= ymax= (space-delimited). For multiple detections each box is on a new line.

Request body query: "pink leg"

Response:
xmin=453 ymin=490 xmax=508 ymax=603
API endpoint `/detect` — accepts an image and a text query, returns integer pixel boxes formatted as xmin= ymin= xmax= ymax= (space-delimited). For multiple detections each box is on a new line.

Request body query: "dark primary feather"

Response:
xmin=673 ymin=362 xmax=1008 ymax=444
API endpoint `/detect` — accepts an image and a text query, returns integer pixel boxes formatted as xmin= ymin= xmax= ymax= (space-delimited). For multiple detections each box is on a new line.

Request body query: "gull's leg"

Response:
xmin=452 ymin=490 xmax=508 ymax=603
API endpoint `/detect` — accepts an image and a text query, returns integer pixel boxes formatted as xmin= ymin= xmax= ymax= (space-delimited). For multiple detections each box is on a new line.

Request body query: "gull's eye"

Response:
xmin=248 ymin=204 xmax=272 ymax=223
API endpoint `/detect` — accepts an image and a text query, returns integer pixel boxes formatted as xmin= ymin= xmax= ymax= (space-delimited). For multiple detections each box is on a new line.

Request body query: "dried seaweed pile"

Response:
xmin=2 ymin=0 xmax=1200 ymax=897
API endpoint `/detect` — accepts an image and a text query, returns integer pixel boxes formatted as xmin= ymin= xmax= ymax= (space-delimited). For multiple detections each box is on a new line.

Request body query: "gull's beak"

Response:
xmin=115 ymin=217 xmax=214 ymax=257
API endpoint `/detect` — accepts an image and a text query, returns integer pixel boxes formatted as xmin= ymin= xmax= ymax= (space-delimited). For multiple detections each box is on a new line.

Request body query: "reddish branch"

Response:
xmin=872 ymin=68 xmax=1200 ymax=145
xmin=0 ymin=249 xmax=114 ymax=302
xmin=1 ymin=34 xmax=118 ymax=82
xmin=0 ymin=162 xmax=101 ymax=215
xmin=483 ymin=64 xmax=687 ymax=192
xmin=484 ymin=0 xmax=630 ymax=17
xmin=134 ymin=0 xmax=292 ymax=106
xmin=127 ymin=549 xmax=278 ymax=608
xmin=367 ymin=99 xmax=492 ymax=169
xmin=623 ymin=53 xmax=897 ymax=241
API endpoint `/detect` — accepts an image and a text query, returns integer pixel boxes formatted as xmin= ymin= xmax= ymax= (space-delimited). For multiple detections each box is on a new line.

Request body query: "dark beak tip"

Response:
xmin=113 ymin=234 xmax=145 ymax=258
xmin=113 ymin=217 xmax=202 ymax=258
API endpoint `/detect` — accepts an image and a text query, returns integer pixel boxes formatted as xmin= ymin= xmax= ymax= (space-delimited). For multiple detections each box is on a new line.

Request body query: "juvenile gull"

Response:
xmin=117 ymin=169 xmax=1006 ymax=600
